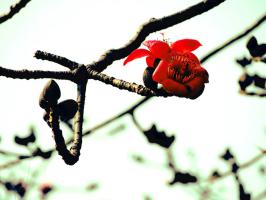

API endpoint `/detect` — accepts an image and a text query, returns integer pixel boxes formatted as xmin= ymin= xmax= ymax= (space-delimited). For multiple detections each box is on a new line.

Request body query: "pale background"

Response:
xmin=0 ymin=0 xmax=265 ymax=199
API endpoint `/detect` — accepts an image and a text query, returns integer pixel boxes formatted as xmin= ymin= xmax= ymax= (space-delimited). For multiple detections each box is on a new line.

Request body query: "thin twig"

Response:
xmin=0 ymin=0 xmax=32 ymax=24
xmin=209 ymin=151 xmax=266 ymax=182
xmin=34 ymin=51 xmax=80 ymax=70
xmin=201 ymin=14 xmax=266 ymax=63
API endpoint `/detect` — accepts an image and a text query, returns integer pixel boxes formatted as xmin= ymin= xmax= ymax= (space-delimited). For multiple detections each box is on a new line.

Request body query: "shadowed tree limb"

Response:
xmin=88 ymin=0 xmax=225 ymax=73
xmin=201 ymin=14 xmax=266 ymax=63
xmin=0 ymin=0 xmax=32 ymax=24
xmin=34 ymin=51 xmax=80 ymax=70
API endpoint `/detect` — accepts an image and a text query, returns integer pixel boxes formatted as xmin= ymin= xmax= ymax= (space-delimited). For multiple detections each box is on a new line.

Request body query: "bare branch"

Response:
xmin=34 ymin=50 xmax=80 ymax=70
xmin=201 ymin=14 xmax=266 ymax=63
xmin=0 ymin=0 xmax=32 ymax=24
xmin=0 ymin=66 xmax=74 ymax=80
xmin=88 ymin=0 xmax=226 ymax=72
xmin=208 ymin=151 xmax=266 ymax=182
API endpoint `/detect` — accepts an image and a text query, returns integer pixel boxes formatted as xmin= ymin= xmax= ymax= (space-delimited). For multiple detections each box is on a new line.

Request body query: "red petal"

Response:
xmin=146 ymin=56 xmax=156 ymax=67
xmin=152 ymin=60 xmax=169 ymax=83
xmin=123 ymin=49 xmax=151 ymax=65
xmin=171 ymin=39 xmax=202 ymax=53
xmin=186 ymin=77 xmax=205 ymax=99
xmin=143 ymin=40 xmax=171 ymax=59
xmin=161 ymin=79 xmax=188 ymax=97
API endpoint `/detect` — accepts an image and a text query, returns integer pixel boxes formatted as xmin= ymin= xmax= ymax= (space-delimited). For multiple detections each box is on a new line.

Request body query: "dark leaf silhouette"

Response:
xmin=221 ymin=148 xmax=234 ymax=161
xmin=143 ymin=124 xmax=175 ymax=148
xmin=238 ymin=74 xmax=253 ymax=91
xmin=14 ymin=128 xmax=36 ymax=146
xmin=231 ymin=162 xmax=239 ymax=174
xmin=239 ymin=183 xmax=251 ymax=200
xmin=211 ymin=170 xmax=221 ymax=178
xmin=40 ymin=183 xmax=53 ymax=196
xmin=262 ymin=57 xmax=266 ymax=64
xmin=236 ymin=57 xmax=252 ymax=68
xmin=4 ymin=182 xmax=14 ymax=191
xmin=246 ymin=36 xmax=266 ymax=57
xmin=253 ymin=74 xmax=266 ymax=89
xmin=14 ymin=182 xmax=27 ymax=198
xmin=4 ymin=181 xmax=27 ymax=198
xmin=169 ymin=171 xmax=197 ymax=185
xmin=33 ymin=148 xmax=53 ymax=159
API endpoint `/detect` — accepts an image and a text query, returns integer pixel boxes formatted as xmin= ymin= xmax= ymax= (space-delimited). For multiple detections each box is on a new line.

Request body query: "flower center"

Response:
xmin=167 ymin=54 xmax=195 ymax=83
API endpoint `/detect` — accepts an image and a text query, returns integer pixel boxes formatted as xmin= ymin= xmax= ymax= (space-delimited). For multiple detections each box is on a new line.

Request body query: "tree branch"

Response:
xmin=201 ymin=14 xmax=266 ymax=63
xmin=34 ymin=50 xmax=79 ymax=70
xmin=0 ymin=0 xmax=32 ymax=24
xmin=88 ymin=0 xmax=226 ymax=72
xmin=0 ymin=66 xmax=74 ymax=80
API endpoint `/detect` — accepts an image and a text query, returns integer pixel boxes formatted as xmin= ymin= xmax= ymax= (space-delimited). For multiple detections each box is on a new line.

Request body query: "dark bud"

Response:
xmin=169 ymin=171 xmax=197 ymax=185
xmin=211 ymin=171 xmax=221 ymax=178
xmin=143 ymin=67 xmax=158 ymax=90
xmin=236 ymin=57 xmax=252 ymax=68
xmin=239 ymin=183 xmax=251 ymax=200
xmin=39 ymin=80 xmax=61 ymax=109
xmin=238 ymin=74 xmax=253 ymax=91
xmin=232 ymin=162 xmax=239 ymax=174
xmin=153 ymin=58 xmax=161 ymax=68
xmin=254 ymin=44 xmax=266 ymax=57
xmin=253 ymin=74 xmax=266 ymax=89
xmin=58 ymin=99 xmax=78 ymax=121
xmin=247 ymin=36 xmax=266 ymax=57
xmin=143 ymin=124 xmax=175 ymax=148
xmin=247 ymin=36 xmax=258 ymax=57
xmin=4 ymin=182 xmax=14 ymax=191
xmin=14 ymin=128 xmax=36 ymax=146
xmin=221 ymin=148 xmax=234 ymax=161
xmin=40 ymin=183 xmax=53 ymax=196
xmin=33 ymin=148 xmax=53 ymax=159
xmin=14 ymin=182 xmax=26 ymax=198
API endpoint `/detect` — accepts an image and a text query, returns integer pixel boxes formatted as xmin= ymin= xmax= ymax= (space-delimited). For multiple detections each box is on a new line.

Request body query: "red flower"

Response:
xmin=123 ymin=39 xmax=209 ymax=99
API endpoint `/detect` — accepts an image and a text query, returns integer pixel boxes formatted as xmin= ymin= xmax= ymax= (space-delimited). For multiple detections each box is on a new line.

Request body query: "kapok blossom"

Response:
xmin=123 ymin=39 xmax=209 ymax=99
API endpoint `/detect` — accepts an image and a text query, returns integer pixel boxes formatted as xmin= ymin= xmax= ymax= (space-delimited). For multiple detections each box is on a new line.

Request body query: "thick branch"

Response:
xmin=88 ymin=0 xmax=225 ymax=72
xmin=87 ymin=68 xmax=171 ymax=97
xmin=201 ymin=14 xmax=266 ymax=63
xmin=0 ymin=66 xmax=74 ymax=80
xmin=0 ymin=0 xmax=32 ymax=24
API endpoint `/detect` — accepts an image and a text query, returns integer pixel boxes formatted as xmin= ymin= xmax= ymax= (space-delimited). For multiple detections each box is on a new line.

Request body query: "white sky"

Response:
xmin=0 ymin=0 xmax=266 ymax=200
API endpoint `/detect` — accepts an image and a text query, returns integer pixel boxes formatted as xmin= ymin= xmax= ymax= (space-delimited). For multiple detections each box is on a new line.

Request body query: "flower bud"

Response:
xmin=39 ymin=80 xmax=61 ymax=109
xmin=143 ymin=67 xmax=158 ymax=90
xmin=58 ymin=99 xmax=78 ymax=121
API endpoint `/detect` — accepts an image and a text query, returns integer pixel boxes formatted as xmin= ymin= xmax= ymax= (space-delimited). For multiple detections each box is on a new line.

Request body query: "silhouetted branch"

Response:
xmin=201 ymin=14 xmax=266 ymax=63
xmin=0 ymin=0 xmax=32 ymax=24
xmin=209 ymin=151 xmax=266 ymax=182
xmin=34 ymin=50 xmax=79 ymax=70
xmin=0 ymin=66 xmax=74 ymax=80
xmin=88 ymin=0 xmax=225 ymax=72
